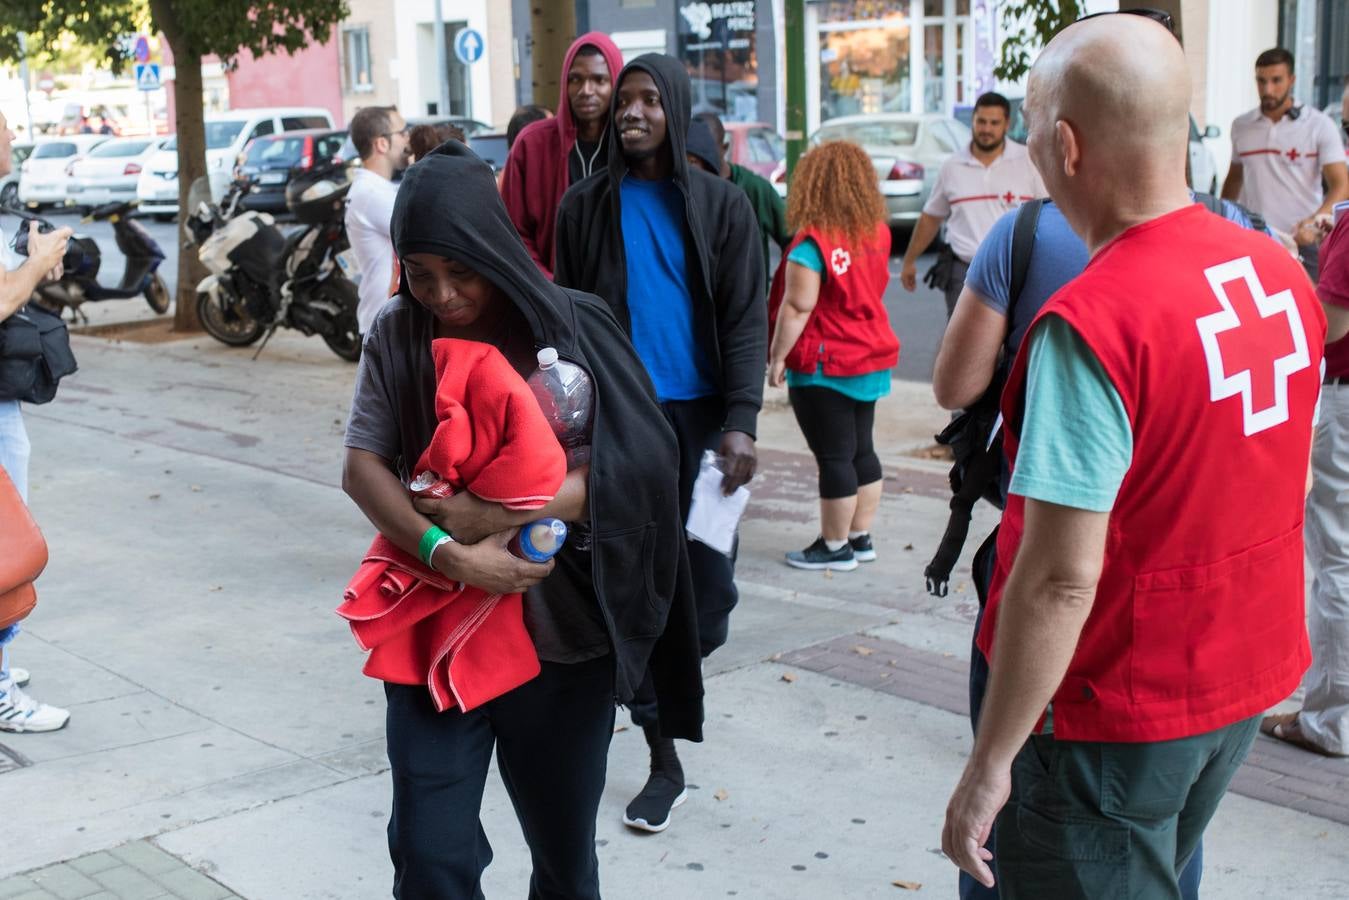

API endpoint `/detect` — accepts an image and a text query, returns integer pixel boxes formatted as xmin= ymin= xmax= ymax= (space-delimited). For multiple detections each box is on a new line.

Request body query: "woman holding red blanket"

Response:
xmin=342 ymin=140 xmax=703 ymax=899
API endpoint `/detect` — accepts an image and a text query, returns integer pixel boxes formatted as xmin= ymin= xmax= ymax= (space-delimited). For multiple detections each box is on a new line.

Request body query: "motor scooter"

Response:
xmin=4 ymin=200 xmax=171 ymax=321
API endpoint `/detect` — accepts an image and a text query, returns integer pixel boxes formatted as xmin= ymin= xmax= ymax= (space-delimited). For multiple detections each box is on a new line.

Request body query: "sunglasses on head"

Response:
xmin=1076 ymin=7 xmax=1176 ymax=35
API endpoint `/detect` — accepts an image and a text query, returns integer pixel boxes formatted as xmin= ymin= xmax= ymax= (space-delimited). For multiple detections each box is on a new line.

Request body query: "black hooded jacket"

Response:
xmin=352 ymin=140 xmax=704 ymax=739
xmin=554 ymin=54 xmax=767 ymax=438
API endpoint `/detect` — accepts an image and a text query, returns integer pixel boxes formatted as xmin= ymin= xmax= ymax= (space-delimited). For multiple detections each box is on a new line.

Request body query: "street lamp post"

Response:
xmin=18 ymin=33 xmax=34 ymax=136
xmin=785 ymin=0 xmax=806 ymax=181
xmin=433 ymin=0 xmax=451 ymax=116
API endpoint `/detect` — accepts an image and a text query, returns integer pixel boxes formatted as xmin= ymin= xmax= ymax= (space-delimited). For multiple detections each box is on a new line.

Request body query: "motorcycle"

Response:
xmin=3 ymin=200 xmax=171 ymax=321
xmin=183 ymin=164 xmax=361 ymax=362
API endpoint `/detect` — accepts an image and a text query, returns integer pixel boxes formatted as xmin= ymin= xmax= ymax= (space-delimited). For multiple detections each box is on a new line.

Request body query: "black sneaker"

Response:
xmin=785 ymin=537 xmax=859 ymax=571
xmin=849 ymin=533 xmax=876 ymax=562
xmin=623 ymin=773 xmax=689 ymax=833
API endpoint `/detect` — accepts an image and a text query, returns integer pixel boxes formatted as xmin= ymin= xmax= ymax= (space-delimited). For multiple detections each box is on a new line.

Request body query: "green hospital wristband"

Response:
xmin=419 ymin=526 xmax=451 ymax=566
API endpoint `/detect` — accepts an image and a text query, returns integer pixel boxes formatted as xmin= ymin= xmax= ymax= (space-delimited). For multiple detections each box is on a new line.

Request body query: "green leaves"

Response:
xmin=0 ymin=0 xmax=348 ymax=74
xmin=993 ymin=0 xmax=1084 ymax=82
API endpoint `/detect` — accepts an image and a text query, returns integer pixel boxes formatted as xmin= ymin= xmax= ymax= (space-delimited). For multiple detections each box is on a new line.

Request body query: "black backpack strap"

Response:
xmin=1194 ymin=191 xmax=1224 ymax=216
xmin=1008 ymin=198 xmax=1045 ymax=322
xmin=1195 ymin=191 xmax=1269 ymax=233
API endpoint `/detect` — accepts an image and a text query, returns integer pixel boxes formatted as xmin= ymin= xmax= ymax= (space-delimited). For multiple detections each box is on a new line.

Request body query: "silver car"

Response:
xmin=808 ymin=114 xmax=972 ymax=226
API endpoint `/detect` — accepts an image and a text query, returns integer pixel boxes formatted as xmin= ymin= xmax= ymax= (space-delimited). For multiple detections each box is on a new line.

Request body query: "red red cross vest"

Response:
xmin=768 ymin=223 xmax=899 ymax=376
xmin=978 ymin=204 xmax=1325 ymax=742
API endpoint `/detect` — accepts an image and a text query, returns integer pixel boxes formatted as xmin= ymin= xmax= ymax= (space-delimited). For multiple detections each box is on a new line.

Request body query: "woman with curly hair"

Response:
xmin=767 ymin=140 xmax=899 ymax=571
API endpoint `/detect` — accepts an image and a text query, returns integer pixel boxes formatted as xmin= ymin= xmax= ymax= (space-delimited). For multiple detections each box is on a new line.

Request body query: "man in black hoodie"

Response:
xmin=555 ymin=53 xmax=767 ymax=835
xmin=343 ymin=140 xmax=703 ymax=898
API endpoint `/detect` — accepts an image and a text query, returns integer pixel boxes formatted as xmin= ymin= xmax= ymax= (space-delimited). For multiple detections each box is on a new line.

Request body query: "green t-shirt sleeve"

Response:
xmin=788 ymin=237 xmax=825 ymax=273
xmin=1008 ymin=316 xmax=1133 ymax=512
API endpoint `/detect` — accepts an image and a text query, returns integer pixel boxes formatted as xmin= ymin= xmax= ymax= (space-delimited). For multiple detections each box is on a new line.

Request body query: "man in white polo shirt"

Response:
xmin=1222 ymin=47 xmax=1348 ymax=272
xmin=900 ymin=92 xmax=1045 ymax=316
xmin=345 ymin=106 xmax=411 ymax=335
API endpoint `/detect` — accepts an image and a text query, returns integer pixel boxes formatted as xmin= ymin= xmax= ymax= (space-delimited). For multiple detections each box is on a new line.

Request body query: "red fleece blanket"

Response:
xmin=337 ymin=339 xmax=567 ymax=711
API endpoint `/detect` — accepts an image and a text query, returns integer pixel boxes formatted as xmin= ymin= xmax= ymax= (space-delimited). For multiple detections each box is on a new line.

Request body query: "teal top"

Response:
xmin=782 ymin=238 xmax=892 ymax=402
xmin=1008 ymin=317 xmax=1134 ymax=511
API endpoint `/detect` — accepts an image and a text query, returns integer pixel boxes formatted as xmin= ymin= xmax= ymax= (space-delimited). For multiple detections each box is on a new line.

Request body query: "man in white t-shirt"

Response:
xmin=345 ymin=106 xmax=411 ymax=334
xmin=1222 ymin=47 xmax=1348 ymax=261
xmin=0 ymin=108 xmax=74 ymax=733
xmin=900 ymin=92 xmax=1046 ymax=317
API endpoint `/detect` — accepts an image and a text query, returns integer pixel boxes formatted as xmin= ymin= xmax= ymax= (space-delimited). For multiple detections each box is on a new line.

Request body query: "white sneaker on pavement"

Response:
xmin=7 ymin=667 xmax=30 ymax=687
xmin=0 ymin=674 xmax=69 ymax=733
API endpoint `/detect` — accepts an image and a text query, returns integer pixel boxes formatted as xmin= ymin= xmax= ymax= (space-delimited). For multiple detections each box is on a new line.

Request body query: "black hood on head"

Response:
xmin=606 ymin=53 xmax=692 ymax=185
xmin=390 ymin=139 xmax=576 ymax=352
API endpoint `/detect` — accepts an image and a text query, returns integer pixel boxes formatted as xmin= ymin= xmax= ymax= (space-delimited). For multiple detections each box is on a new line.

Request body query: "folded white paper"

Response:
xmin=686 ymin=450 xmax=750 ymax=556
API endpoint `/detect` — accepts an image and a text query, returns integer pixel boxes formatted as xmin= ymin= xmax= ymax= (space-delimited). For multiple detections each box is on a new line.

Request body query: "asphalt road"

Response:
xmin=7 ymin=209 xmax=951 ymax=383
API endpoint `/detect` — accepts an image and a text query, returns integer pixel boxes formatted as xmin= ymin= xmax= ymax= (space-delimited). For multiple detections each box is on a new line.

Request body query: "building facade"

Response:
xmin=338 ymin=0 xmax=517 ymax=129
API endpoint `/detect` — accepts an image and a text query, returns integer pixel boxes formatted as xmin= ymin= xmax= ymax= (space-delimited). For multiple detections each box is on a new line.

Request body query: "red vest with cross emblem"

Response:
xmin=768 ymin=223 xmax=899 ymax=377
xmin=978 ymin=204 xmax=1325 ymax=742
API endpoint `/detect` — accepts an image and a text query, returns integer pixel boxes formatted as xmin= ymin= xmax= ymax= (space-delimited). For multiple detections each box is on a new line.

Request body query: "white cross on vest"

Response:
xmin=1195 ymin=256 xmax=1311 ymax=436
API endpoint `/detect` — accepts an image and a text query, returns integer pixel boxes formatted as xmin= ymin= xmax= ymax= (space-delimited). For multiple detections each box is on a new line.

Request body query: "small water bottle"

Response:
xmin=509 ymin=518 xmax=569 ymax=563
xmin=527 ymin=347 xmax=594 ymax=468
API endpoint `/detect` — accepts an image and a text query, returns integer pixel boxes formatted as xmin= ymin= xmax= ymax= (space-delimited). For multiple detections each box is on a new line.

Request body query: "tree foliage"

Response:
xmin=994 ymin=0 xmax=1084 ymax=83
xmin=0 ymin=0 xmax=347 ymax=75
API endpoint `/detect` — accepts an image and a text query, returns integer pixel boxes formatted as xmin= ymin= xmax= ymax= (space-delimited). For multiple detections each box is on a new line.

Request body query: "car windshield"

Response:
xmin=11 ymin=146 xmax=33 ymax=166
xmin=245 ymin=136 xmax=307 ymax=167
xmin=32 ymin=142 xmax=78 ymax=159
xmin=470 ymin=135 xmax=508 ymax=171
xmin=815 ymin=121 xmax=919 ymax=147
xmin=89 ymin=140 xmax=153 ymax=158
xmin=162 ymin=121 xmax=248 ymax=152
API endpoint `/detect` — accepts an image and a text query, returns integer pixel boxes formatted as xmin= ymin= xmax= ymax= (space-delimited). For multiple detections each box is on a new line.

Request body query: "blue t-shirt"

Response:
xmin=619 ymin=176 xmax=716 ymax=402
xmin=782 ymin=238 xmax=891 ymax=402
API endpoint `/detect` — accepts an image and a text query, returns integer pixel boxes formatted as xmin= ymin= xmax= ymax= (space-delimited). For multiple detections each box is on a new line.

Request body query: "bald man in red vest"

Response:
xmin=940 ymin=13 xmax=1339 ymax=898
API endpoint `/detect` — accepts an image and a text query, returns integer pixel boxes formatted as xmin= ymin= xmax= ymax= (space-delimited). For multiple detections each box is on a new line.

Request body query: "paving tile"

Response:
xmin=66 ymin=854 xmax=120 ymax=877
xmin=109 ymin=842 xmax=182 ymax=878
xmin=0 ymin=877 xmax=40 ymax=900
xmin=150 ymin=867 xmax=235 ymax=900
xmin=90 ymin=865 xmax=168 ymax=900
xmin=28 ymin=864 xmax=101 ymax=900
xmin=8 ymin=891 xmax=57 ymax=900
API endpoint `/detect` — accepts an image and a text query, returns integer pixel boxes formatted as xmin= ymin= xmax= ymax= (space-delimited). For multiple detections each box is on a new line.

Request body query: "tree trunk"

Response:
xmin=530 ymin=4 xmax=576 ymax=112
xmin=151 ymin=0 xmax=207 ymax=332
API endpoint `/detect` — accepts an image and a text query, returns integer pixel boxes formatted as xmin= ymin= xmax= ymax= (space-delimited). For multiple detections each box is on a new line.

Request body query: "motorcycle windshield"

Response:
xmin=186 ymin=176 xmax=212 ymax=218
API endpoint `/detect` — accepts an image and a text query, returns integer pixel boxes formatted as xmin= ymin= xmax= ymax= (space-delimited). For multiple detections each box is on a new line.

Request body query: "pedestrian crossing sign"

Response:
xmin=135 ymin=63 xmax=161 ymax=92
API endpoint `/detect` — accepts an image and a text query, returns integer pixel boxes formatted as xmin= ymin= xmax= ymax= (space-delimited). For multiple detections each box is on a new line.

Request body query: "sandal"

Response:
xmin=1259 ymin=712 xmax=1339 ymax=757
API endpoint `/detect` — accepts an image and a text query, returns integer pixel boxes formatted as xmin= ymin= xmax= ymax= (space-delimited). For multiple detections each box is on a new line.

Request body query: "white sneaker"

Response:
xmin=7 ymin=667 xmax=29 ymax=687
xmin=0 ymin=675 xmax=70 ymax=733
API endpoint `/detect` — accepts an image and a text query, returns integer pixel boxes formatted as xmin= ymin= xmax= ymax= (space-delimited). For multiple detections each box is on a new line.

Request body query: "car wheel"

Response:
xmin=0 ymin=182 xmax=17 ymax=209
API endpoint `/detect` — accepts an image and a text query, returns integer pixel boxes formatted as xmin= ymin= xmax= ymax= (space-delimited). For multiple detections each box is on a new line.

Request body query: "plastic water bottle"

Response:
xmin=527 ymin=347 xmax=593 ymax=469
xmin=509 ymin=518 xmax=569 ymax=563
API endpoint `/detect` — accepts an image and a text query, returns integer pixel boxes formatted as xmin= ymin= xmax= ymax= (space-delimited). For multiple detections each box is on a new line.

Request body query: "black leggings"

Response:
xmin=788 ymin=385 xmax=883 ymax=499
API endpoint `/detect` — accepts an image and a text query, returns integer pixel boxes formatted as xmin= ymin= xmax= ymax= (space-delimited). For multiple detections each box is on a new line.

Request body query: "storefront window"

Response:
xmin=678 ymin=1 xmax=760 ymax=121
xmin=924 ymin=23 xmax=944 ymax=111
xmin=817 ymin=1 xmax=909 ymax=24
xmin=820 ymin=25 xmax=912 ymax=118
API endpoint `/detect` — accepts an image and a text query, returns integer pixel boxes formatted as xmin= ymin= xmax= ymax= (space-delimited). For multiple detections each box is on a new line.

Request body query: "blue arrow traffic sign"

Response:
xmin=134 ymin=63 xmax=161 ymax=91
xmin=454 ymin=28 xmax=484 ymax=65
xmin=134 ymin=35 xmax=150 ymax=63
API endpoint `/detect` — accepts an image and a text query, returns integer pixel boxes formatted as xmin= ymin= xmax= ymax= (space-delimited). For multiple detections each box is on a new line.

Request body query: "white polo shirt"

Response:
xmin=345 ymin=167 xmax=401 ymax=335
xmin=1230 ymin=105 xmax=1346 ymax=237
xmin=922 ymin=140 xmax=1046 ymax=263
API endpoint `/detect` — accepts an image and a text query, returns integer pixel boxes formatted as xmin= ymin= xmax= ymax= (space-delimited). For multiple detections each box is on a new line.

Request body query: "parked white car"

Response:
xmin=1190 ymin=115 xmax=1221 ymax=195
xmin=18 ymin=134 xmax=111 ymax=208
xmin=0 ymin=141 xmax=33 ymax=208
xmin=66 ymin=136 xmax=167 ymax=208
xmin=137 ymin=107 xmax=334 ymax=218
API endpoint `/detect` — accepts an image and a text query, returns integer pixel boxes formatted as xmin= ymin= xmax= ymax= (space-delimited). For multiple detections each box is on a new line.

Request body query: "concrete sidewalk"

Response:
xmin=1 ymin=330 xmax=1345 ymax=899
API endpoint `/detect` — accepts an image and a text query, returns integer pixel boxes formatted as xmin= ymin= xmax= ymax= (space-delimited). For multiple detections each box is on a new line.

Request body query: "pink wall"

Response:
xmin=226 ymin=28 xmax=344 ymax=126
xmin=162 ymin=29 xmax=344 ymax=132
